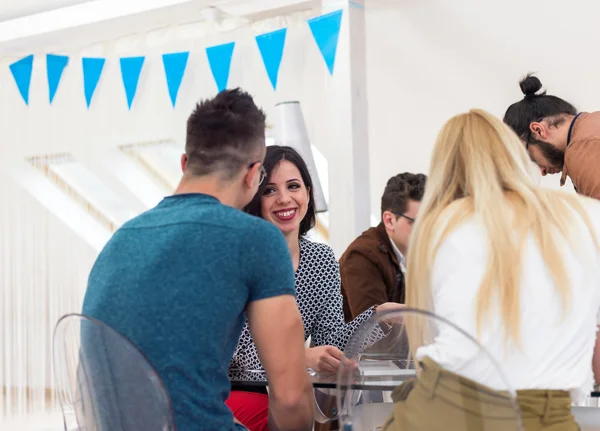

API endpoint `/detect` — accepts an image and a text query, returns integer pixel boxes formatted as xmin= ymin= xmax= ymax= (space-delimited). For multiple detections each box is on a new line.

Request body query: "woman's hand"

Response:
xmin=375 ymin=302 xmax=406 ymax=324
xmin=374 ymin=302 xmax=405 ymax=313
xmin=305 ymin=346 xmax=345 ymax=373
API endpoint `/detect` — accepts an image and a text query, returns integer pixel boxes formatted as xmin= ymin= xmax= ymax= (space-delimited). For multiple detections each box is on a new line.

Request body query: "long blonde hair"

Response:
xmin=406 ymin=109 xmax=599 ymax=350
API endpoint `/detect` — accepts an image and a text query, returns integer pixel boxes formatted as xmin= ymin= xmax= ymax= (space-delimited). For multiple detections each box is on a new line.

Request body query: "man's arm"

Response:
xmin=340 ymin=249 xmax=391 ymax=320
xmin=242 ymin=221 xmax=314 ymax=431
xmin=247 ymin=295 xmax=314 ymax=431
xmin=565 ymin=140 xmax=600 ymax=199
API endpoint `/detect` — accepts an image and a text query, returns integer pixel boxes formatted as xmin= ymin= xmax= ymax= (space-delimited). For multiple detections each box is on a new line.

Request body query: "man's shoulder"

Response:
xmin=565 ymin=136 xmax=600 ymax=195
xmin=573 ymin=112 xmax=600 ymax=136
xmin=569 ymin=112 xmax=600 ymax=152
xmin=240 ymin=218 xmax=290 ymax=267
xmin=339 ymin=229 xmax=392 ymax=275
xmin=567 ymin=136 xmax=600 ymax=153
xmin=342 ymin=226 xmax=384 ymax=257
xmin=240 ymin=214 xmax=284 ymax=241
xmin=123 ymin=198 xmax=263 ymax=231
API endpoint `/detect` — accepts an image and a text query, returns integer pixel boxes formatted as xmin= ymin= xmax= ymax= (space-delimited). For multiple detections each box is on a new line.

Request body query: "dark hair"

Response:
xmin=381 ymin=172 xmax=427 ymax=217
xmin=185 ymin=88 xmax=266 ymax=179
xmin=244 ymin=145 xmax=316 ymax=237
xmin=503 ymin=74 xmax=577 ymax=140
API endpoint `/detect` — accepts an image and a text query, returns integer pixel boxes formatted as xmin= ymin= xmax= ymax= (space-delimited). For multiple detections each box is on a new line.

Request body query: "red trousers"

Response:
xmin=226 ymin=390 xmax=270 ymax=431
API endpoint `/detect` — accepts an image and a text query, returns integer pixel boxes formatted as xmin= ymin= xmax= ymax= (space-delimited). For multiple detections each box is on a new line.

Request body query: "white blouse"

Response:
xmin=229 ymin=238 xmax=375 ymax=376
xmin=416 ymin=197 xmax=600 ymax=402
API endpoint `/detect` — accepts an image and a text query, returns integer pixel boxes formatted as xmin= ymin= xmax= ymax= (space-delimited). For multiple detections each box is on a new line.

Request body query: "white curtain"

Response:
xmin=0 ymin=174 xmax=96 ymax=420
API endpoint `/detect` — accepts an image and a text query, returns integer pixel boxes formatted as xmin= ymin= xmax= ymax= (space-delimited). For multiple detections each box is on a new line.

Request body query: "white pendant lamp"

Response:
xmin=273 ymin=101 xmax=328 ymax=213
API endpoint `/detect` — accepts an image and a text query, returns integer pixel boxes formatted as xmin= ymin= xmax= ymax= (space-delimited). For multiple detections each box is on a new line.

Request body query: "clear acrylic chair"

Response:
xmin=52 ymin=313 xmax=176 ymax=431
xmin=571 ymin=384 xmax=600 ymax=431
xmin=337 ymin=308 xmax=522 ymax=431
xmin=313 ymin=385 xmax=338 ymax=425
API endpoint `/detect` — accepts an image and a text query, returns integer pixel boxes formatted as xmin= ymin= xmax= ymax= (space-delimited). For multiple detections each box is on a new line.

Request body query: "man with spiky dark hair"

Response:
xmin=83 ymin=89 xmax=314 ymax=431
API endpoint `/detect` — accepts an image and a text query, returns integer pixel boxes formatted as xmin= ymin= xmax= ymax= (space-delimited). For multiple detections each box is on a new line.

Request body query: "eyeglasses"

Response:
xmin=395 ymin=213 xmax=415 ymax=224
xmin=249 ymin=162 xmax=267 ymax=185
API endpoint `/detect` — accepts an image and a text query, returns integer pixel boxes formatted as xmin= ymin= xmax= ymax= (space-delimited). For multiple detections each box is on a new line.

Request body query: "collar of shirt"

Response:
xmin=560 ymin=112 xmax=586 ymax=187
xmin=388 ymin=235 xmax=406 ymax=273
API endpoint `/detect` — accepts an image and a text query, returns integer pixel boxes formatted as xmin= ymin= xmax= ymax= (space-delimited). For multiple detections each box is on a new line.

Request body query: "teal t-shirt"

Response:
xmin=82 ymin=193 xmax=295 ymax=431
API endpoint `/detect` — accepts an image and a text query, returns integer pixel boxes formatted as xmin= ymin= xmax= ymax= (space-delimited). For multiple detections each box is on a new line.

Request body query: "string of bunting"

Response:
xmin=7 ymin=10 xmax=343 ymax=109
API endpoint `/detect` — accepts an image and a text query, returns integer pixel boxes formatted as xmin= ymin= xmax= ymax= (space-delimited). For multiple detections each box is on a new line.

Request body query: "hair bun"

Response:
xmin=519 ymin=74 xmax=543 ymax=97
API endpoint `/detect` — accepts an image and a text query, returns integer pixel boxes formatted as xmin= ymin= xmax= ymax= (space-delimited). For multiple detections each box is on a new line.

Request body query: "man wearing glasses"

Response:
xmin=339 ymin=172 xmax=427 ymax=322
xmin=83 ymin=89 xmax=314 ymax=431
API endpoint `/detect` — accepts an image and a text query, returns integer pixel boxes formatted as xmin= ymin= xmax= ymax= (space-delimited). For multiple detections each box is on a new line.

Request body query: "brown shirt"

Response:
xmin=339 ymin=223 xmax=404 ymax=322
xmin=560 ymin=112 xmax=600 ymax=199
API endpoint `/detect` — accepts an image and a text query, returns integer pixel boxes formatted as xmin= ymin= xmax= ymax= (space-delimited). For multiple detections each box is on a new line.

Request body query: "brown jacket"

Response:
xmin=339 ymin=223 xmax=404 ymax=322
xmin=560 ymin=111 xmax=600 ymax=199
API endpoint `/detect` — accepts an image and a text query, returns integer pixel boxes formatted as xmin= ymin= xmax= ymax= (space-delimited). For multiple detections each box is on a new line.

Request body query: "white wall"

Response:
xmin=365 ymin=0 xmax=589 ymax=213
xmin=0 ymin=174 xmax=96 ymax=419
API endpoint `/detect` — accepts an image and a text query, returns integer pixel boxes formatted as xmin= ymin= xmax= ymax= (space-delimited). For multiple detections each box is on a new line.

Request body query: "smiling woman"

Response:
xmin=227 ymin=145 xmax=403 ymax=431
xmin=244 ymin=146 xmax=317 ymax=255
xmin=256 ymin=147 xmax=315 ymax=248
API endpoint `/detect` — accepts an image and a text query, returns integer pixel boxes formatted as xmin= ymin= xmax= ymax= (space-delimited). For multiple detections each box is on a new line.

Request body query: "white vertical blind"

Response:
xmin=0 ymin=174 xmax=96 ymax=421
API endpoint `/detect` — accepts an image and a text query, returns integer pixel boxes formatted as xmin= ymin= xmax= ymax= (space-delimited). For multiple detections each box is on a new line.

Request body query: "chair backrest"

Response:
xmin=337 ymin=308 xmax=522 ymax=431
xmin=52 ymin=313 xmax=176 ymax=431
xmin=313 ymin=386 xmax=338 ymax=424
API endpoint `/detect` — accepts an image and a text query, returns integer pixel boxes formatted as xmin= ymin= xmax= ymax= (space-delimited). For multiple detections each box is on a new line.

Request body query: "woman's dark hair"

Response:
xmin=503 ymin=74 xmax=577 ymax=140
xmin=244 ymin=145 xmax=316 ymax=237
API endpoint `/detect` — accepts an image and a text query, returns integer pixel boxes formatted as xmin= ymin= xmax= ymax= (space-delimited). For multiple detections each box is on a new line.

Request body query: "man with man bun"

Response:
xmin=504 ymin=74 xmax=600 ymax=199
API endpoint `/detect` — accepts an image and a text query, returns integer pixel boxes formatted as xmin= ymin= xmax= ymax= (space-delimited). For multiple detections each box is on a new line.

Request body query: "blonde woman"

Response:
xmin=384 ymin=109 xmax=600 ymax=431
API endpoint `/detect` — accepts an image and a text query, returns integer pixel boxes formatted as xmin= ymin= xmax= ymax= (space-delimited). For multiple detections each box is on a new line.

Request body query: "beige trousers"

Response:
xmin=382 ymin=357 xmax=579 ymax=431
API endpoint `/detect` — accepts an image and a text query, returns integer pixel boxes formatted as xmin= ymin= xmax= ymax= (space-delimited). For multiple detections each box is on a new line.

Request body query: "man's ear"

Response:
xmin=244 ymin=162 xmax=260 ymax=188
xmin=529 ymin=122 xmax=546 ymax=139
xmin=180 ymin=154 xmax=187 ymax=173
xmin=382 ymin=210 xmax=396 ymax=230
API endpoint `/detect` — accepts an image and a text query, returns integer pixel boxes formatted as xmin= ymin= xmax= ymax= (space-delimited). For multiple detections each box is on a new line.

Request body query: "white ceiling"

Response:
xmin=0 ymin=0 xmax=307 ymax=22
xmin=0 ymin=0 xmax=319 ymax=57
xmin=0 ymin=0 xmax=93 ymax=22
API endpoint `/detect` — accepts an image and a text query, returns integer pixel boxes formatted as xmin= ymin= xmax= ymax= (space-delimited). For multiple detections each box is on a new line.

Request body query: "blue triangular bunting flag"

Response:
xmin=9 ymin=55 xmax=34 ymax=105
xmin=308 ymin=10 xmax=343 ymax=75
xmin=162 ymin=52 xmax=189 ymax=107
xmin=119 ymin=56 xmax=145 ymax=109
xmin=256 ymin=28 xmax=287 ymax=91
xmin=82 ymin=57 xmax=106 ymax=108
xmin=206 ymin=42 xmax=235 ymax=92
xmin=46 ymin=54 xmax=69 ymax=104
